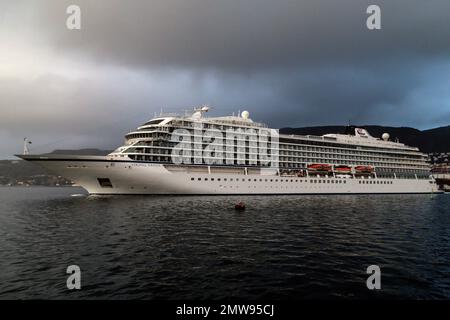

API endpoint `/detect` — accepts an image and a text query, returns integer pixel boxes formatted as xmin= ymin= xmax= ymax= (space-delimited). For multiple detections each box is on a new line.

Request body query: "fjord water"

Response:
xmin=0 ymin=187 xmax=449 ymax=299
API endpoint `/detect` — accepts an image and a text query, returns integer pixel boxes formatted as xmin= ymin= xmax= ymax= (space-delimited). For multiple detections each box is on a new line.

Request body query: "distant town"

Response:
xmin=0 ymin=160 xmax=72 ymax=187
xmin=0 ymin=174 xmax=72 ymax=187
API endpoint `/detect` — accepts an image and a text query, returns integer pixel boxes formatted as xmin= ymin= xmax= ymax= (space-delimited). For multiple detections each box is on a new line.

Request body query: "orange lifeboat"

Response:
xmin=307 ymin=163 xmax=332 ymax=172
xmin=355 ymin=166 xmax=374 ymax=173
xmin=334 ymin=165 xmax=352 ymax=173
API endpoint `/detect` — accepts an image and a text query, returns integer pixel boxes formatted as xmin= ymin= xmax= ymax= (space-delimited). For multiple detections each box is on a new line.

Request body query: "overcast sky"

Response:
xmin=1 ymin=0 xmax=449 ymax=158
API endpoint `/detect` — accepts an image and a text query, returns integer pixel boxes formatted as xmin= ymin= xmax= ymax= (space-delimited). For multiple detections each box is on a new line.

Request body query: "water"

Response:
xmin=0 ymin=186 xmax=449 ymax=299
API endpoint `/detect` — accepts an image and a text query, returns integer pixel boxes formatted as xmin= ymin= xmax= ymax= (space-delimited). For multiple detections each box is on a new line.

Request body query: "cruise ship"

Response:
xmin=18 ymin=107 xmax=439 ymax=194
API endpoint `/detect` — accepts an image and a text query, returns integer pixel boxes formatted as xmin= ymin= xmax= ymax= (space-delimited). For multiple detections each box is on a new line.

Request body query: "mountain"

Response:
xmin=280 ymin=125 xmax=450 ymax=153
xmin=421 ymin=126 xmax=450 ymax=154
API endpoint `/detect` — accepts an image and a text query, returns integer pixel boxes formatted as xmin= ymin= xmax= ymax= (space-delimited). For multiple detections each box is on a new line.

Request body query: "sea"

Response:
xmin=0 ymin=186 xmax=449 ymax=299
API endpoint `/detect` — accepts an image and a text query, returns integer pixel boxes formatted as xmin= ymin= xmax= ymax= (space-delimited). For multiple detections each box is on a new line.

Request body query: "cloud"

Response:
xmin=28 ymin=0 xmax=450 ymax=70
xmin=0 ymin=0 xmax=449 ymax=158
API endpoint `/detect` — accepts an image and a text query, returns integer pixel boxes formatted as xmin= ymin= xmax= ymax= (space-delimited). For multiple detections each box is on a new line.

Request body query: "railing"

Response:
xmin=433 ymin=173 xmax=450 ymax=180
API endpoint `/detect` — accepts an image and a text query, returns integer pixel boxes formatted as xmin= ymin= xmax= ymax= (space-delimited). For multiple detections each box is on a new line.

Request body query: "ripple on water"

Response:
xmin=0 ymin=187 xmax=450 ymax=299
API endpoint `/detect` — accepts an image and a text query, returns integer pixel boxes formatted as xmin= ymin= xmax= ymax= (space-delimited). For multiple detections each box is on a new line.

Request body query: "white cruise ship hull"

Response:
xmin=18 ymin=155 xmax=440 ymax=195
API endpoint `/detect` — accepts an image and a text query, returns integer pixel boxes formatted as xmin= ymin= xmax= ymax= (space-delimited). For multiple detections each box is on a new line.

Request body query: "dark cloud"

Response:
xmin=32 ymin=0 xmax=450 ymax=70
xmin=0 ymin=0 xmax=449 ymax=158
xmin=197 ymin=60 xmax=449 ymax=129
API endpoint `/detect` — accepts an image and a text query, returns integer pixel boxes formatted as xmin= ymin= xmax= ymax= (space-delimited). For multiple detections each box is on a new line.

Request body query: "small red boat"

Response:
xmin=307 ymin=163 xmax=332 ymax=171
xmin=235 ymin=202 xmax=246 ymax=211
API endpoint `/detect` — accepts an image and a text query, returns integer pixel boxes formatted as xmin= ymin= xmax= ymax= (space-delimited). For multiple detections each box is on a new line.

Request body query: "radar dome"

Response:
xmin=382 ymin=133 xmax=390 ymax=141
xmin=241 ymin=110 xmax=250 ymax=119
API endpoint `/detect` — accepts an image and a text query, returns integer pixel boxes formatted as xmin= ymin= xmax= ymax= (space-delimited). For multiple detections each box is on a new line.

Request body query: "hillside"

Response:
xmin=280 ymin=125 xmax=450 ymax=153
xmin=0 ymin=149 xmax=111 ymax=186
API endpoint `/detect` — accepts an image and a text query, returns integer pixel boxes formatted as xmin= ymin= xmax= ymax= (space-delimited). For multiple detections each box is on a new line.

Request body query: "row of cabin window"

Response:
xmin=130 ymin=155 xmax=425 ymax=170
xmin=359 ymin=180 xmax=393 ymax=185
xmin=130 ymin=130 xmax=418 ymax=155
xmin=189 ymin=177 xmax=351 ymax=184
xmin=189 ymin=177 xmax=400 ymax=185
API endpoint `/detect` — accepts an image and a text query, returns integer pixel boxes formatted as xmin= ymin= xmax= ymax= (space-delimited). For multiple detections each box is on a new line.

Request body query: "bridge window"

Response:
xmin=142 ymin=119 xmax=164 ymax=126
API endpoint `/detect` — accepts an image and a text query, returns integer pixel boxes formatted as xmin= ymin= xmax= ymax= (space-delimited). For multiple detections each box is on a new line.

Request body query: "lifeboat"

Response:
xmin=307 ymin=163 xmax=332 ymax=172
xmin=334 ymin=165 xmax=352 ymax=173
xmin=355 ymin=165 xmax=374 ymax=173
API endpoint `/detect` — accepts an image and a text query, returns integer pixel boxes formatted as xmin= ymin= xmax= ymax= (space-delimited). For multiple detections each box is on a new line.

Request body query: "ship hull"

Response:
xmin=18 ymin=155 xmax=440 ymax=195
